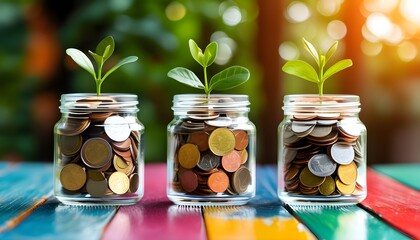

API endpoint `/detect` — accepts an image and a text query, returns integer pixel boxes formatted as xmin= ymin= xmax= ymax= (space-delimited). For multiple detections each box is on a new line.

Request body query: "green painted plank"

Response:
xmin=0 ymin=162 xmax=53 ymax=232
xmin=372 ymin=163 xmax=420 ymax=190
xmin=267 ymin=167 xmax=410 ymax=240
xmin=2 ymin=198 xmax=116 ymax=240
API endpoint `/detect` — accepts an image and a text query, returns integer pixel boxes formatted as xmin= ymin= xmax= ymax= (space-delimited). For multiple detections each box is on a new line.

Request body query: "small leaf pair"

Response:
xmin=66 ymin=36 xmax=138 ymax=95
xmin=282 ymin=38 xmax=353 ymax=96
xmin=167 ymin=39 xmax=250 ymax=96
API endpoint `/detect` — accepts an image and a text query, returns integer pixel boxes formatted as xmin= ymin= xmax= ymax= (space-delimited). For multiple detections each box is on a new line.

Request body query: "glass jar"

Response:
xmin=167 ymin=94 xmax=256 ymax=206
xmin=53 ymin=93 xmax=144 ymax=205
xmin=278 ymin=94 xmax=367 ymax=205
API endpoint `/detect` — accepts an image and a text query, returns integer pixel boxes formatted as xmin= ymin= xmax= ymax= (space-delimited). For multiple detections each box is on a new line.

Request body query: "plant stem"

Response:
xmin=203 ymin=66 xmax=209 ymax=96
xmin=96 ymin=81 xmax=101 ymax=96
xmin=318 ymin=81 xmax=324 ymax=96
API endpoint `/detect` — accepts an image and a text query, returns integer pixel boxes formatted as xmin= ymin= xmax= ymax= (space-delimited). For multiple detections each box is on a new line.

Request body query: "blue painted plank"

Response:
xmin=0 ymin=162 xmax=53 ymax=232
xmin=372 ymin=163 xmax=420 ymax=190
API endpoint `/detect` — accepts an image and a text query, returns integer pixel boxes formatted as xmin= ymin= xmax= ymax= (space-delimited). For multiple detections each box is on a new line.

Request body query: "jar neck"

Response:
xmin=282 ymin=94 xmax=361 ymax=118
xmin=59 ymin=93 xmax=139 ymax=114
xmin=172 ymin=94 xmax=250 ymax=117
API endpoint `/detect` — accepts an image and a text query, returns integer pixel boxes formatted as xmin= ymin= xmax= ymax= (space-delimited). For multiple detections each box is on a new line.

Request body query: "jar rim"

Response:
xmin=283 ymin=94 xmax=361 ymax=114
xmin=59 ymin=93 xmax=139 ymax=113
xmin=172 ymin=94 xmax=250 ymax=113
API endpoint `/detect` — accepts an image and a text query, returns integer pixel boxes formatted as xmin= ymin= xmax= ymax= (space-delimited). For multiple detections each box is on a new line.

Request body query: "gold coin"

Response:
xmin=129 ymin=173 xmax=139 ymax=193
xmin=338 ymin=161 xmax=358 ymax=185
xmin=60 ymin=163 xmax=86 ymax=191
xmin=208 ymin=128 xmax=235 ymax=156
xmin=58 ymin=134 xmax=82 ymax=156
xmin=336 ymin=178 xmax=356 ymax=195
xmin=178 ymin=143 xmax=200 ymax=169
xmin=108 ymin=172 xmax=130 ymax=195
xmin=86 ymin=179 xmax=108 ymax=197
xmin=318 ymin=176 xmax=335 ymax=196
xmin=81 ymin=137 xmax=113 ymax=168
xmin=87 ymin=170 xmax=105 ymax=181
xmin=113 ymin=154 xmax=134 ymax=175
xmin=299 ymin=166 xmax=325 ymax=188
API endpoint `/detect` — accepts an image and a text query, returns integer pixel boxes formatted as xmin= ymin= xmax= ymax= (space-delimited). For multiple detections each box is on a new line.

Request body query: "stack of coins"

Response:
xmin=282 ymin=115 xmax=363 ymax=196
xmin=56 ymin=96 xmax=141 ymax=197
xmin=171 ymin=112 xmax=252 ymax=195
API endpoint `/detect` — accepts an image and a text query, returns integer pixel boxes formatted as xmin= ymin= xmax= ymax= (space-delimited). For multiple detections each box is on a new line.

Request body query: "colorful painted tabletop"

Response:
xmin=0 ymin=162 xmax=418 ymax=240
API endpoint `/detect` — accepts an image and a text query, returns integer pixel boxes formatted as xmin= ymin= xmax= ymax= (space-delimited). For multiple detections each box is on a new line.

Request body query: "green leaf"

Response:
xmin=189 ymin=39 xmax=204 ymax=67
xmin=96 ymin=36 xmax=114 ymax=61
xmin=282 ymin=60 xmax=319 ymax=83
xmin=102 ymin=56 xmax=138 ymax=81
xmin=203 ymin=42 xmax=218 ymax=67
xmin=323 ymin=59 xmax=353 ymax=81
xmin=325 ymin=41 xmax=338 ymax=64
xmin=303 ymin=38 xmax=320 ymax=66
xmin=66 ymin=48 xmax=96 ymax=79
xmin=167 ymin=67 xmax=205 ymax=89
xmin=88 ymin=50 xmax=103 ymax=66
xmin=209 ymin=66 xmax=250 ymax=91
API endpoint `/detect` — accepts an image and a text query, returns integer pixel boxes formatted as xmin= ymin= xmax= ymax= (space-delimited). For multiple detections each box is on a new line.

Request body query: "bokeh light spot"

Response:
xmin=361 ymin=40 xmax=383 ymax=56
xmin=279 ymin=42 xmax=299 ymax=60
xmin=317 ymin=0 xmax=341 ymax=16
xmin=366 ymin=13 xmax=393 ymax=39
xmin=327 ymin=20 xmax=347 ymax=40
xmin=165 ymin=1 xmax=186 ymax=21
xmin=398 ymin=41 xmax=417 ymax=62
xmin=223 ymin=6 xmax=242 ymax=26
xmin=400 ymin=0 xmax=420 ymax=26
xmin=286 ymin=2 xmax=310 ymax=23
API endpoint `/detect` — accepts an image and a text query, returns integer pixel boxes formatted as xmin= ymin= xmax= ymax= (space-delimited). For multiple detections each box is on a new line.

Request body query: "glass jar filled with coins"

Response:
xmin=54 ymin=94 xmax=144 ymax=205
xmin=278 ymin=95 xmax=367 ymax=205
xmin=167 ymin=94 xmax=256 ymax=205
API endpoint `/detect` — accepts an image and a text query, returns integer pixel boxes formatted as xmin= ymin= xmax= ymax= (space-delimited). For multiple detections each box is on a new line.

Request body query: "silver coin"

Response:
xmin=205 ymin=117 xmax=232 ymax=127
xmin=291 ymin=120 xmax=316 ymax=137
xmin=104 ymin=115 xmax=131 ymax=142
xmin=197 ymin=151 xmax=220 ymax=171
xmin=317 ymin=119 xmax=338 ymax=125
xmin=283 ymin=148 xmax=297 ymax=163
xmin=330 ymin=142 xmax=355 ymax=165
xmin=308 ymin=153 xmax=337 ymax=177
xmin=309 ymin=125 xmax=332 ymax=138
xmin=338 ymin=120 xmax=362 ymax=137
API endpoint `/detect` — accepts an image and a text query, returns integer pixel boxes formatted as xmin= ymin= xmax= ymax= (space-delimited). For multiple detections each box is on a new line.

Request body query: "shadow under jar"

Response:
xmin=54 ymin=94 xmax=144 ymax=206
xmin=167 ymin=94 xmax=256 ymax=206
xmin=278 ymin=94 xmax=367 ymax=205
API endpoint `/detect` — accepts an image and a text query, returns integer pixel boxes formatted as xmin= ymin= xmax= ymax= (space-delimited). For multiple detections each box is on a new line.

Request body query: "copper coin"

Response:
xmin=208 ymin=171 xmax=229 ymax=193
xmin=129 ymin=173 xmax=140 ymax=193
xmin=232 ymin=166 xmax=251 ymax=194
xmin=178 ymin=143 xmax=200 ymax=169
xmin=60 ymin=163 xmax=86 ymax=191
xmin=188 ymin=131 xmax=210 ymax=151
xmin=238 ymin=149 xmax=248 ymax=164
xmin=180 ymin=170 xmax=198 ymax=193
xmin=112 ymin=138 xmax=132 ymax=151
xmin=233 ymin=130 xmax=249 ymax=151
xmin=221 ymin=150 xmax=242 ymax=172
xmin=58 ymin=118 xmax=91 ymax=136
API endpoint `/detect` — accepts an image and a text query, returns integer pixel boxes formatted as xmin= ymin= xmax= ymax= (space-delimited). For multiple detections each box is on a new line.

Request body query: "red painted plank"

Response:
xmin=361 ymin=168 xmax=420 ymax=239
xmin=102 ymin=164 xmax=206 ymax=240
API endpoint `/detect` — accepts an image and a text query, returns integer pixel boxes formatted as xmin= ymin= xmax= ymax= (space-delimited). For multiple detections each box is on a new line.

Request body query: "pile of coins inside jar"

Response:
xmin=171 ymin=112 xmax=252 ymax=196
xmin=282 ymin=115 xmax=363 ymax=196
xmin=56 ymin=96 xmax=140 ymax=197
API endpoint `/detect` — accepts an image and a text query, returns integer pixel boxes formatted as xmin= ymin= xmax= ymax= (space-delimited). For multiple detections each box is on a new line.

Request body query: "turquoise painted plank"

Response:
xmin=372 ymin=163 xmax=420 ymax=190
xmin=0 ymin=162 xmax=53 ymax=232
xmin=266 ymin=167 xmax=410 ymax=240
xmin=2 ymin=198 xmax=116 ymax=240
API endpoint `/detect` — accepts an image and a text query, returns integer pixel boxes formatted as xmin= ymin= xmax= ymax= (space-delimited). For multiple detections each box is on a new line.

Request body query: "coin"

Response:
xmin=284 ymin=165 xmax=300 ymax=181
xmin=308 ymin=154 xmax=337 ymax=177
xmin=238 ymin=149 xmax=248 ymax=164
xmin=299 ymin=167 xmax=325 ymax=188
xmin=208 ymin=171 xmax=229 ymax=193
xmin=89 ymin=112 xmax=113 ymax=122
xmin=336 ymin=178 xmax=356 ymax=195
xmin=180 ymin=170 xmax=198 ymax=193
xmin=197 ymin=151 xmax=220 ymax=171
xmin=330 ymin=142 xmax=355 ymax=165
xmin=81 ymin=137 xmax=113 ymax=169
xmin=108 ymin=172 xmax=130 ymax=194
xmin=188 ymin=131 xmax=209 ymax=151
xmin=338 ymin=120 xmax=362 ymax=137
xmin=87 ymin=170 xmax=105 ymax=181
xmin=205 ymin=117 xmax=233 ymax=127
xmin=129 ymin=173 xmax=139 ymax=193
xmin=60 ymin=163 xmax=86 ymax=191
xmin=221 ymin=150 xmax=242 ymax=172
xmin=337 ymin=161 xmax=358 ymax=185
xmin=318 ymin=176 xmax=335 ymax=196
xmin=208 ymin=128 xmax=235 ymax=156
xmin=86 ymin=178 xmax=108 ymax=197
xmin=178 ymin=143 xmax=200 ymax=169
xmin=58 ymin=134 xmax=82 ymax=156
xmin=309 ymin=125 xmax=332 ymax=138
xmin=58 ymin=118 xmax=91 ymax=136
xmin=291 ymin=120 xmax=316 ymax=137
xmin=112 ymin=138 xmax=132 ymax=151
xmin=232 ymin=166 xmax=251 ymax=194
xmin=233 ymin=130 xmax=248 ymax=151
xmin=104 ymin=116 xmax=131 ymax=142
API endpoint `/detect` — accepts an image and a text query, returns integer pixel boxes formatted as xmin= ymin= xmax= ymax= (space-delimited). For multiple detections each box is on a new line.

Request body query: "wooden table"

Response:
xmin=0 ymin=162 xmax=419 ymax=240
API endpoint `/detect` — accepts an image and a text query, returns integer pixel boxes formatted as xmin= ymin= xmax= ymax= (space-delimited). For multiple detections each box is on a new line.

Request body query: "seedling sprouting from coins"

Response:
xmin=282 ymin=38 xmax=353 ymax=96
xmin=167 ymin=39 xmax=250 ymax=96
xmin=66 ymin=36 xmax=138 ymax=95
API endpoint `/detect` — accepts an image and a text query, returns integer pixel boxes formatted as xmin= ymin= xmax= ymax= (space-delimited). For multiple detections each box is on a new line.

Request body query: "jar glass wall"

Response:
xmin=53 ymin=94 xmax=144 ymax=206
xmin=167 ymin=94 xmax=256 ymax=206
xmin=278 ymin=95 xmax=367 ymax=205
